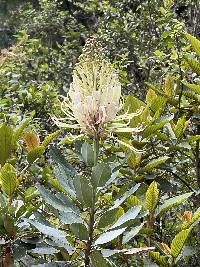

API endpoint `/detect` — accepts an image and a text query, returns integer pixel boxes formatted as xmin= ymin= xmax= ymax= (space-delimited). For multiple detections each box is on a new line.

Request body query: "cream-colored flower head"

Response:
xmin=53 ymin=37 xmax=143 ymax=138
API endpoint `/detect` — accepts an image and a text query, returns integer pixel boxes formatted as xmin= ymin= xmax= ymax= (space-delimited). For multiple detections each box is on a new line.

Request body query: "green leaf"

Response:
xmin=140 ymin=156 xmax=170 ymax=173
xmin=150 ymin=251 xmax=169 ymax=267
xmin=174 ymin=116 xmax=188 ymax=138
xmin=170 ymin=228 xmax=191 ymax=259
xmin=70 ymin=223 xmax=88 ymax=240
xmin=91 ymin=250 xmax=111 ymax=267
xmin=0 ymin=124 xmax=14 ymax=166
xmin=27 ymin=219 xmax=66 ymax=238
xmin=97 ymin=207 xmax=124 ymax=229
xmin=14 ymin=117 xmax=30 ymax=143
xmin=123 ymin=95 xmax=147 ymax=128
xmin=51 ymin=147 xmax=76 ymax=198
xmin=81 ymin=142 xmax=95 ymax=166
xmin=73 ymin=175 xmax=94 ymax=207
xmin=91 ymin=162 xmax=111 ymax=188
xmin=146 ymin=181 xmax=159 ymax=212
xmin=110 ymin=183 xmax=141 ymax=210
xmin=186 ymin=57 xmax=200 ymax=76
xmin=110 ymin=205 xmax=141 ymax=229
xmin=183 ymin=82 xmax=200 ymax=95
xmin=42 ymin=130 xmax=60 ymax=148
xmin=0 ymin=163 xmax=17 ymax=196
xmin=36 ymin=185 xmax=79 ymax=214
xmin=155 ymin=192 xmax=193 ymax=216
xmin=27 ymin=145 xmax=45 ymax=164
xmin=185 ymin=33 xmax=200 ymax=57
xmin=94 ymin=227 xmax=127 ymax=245
xmin=122 ymin=223 xmax=144 ymax=244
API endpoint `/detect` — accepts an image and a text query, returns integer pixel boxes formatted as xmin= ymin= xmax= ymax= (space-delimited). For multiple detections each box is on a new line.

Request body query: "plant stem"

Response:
xmin=84 ymin=136 xmax=99 ymax=266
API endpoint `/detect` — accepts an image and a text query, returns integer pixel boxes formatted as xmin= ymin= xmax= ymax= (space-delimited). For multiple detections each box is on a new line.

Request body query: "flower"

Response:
xmin=52 ymin=37 xmax=143 ymax=138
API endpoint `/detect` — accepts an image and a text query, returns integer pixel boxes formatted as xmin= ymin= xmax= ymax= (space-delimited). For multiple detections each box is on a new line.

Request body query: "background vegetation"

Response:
xmin=0 ymin=0 xmax=200 ymax=266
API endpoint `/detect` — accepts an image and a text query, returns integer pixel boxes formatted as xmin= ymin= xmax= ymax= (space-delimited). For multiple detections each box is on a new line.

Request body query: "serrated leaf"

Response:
xmin=81 ymin=142 xmax=95 ymax=166
xmin=146 ymin=181 xmax=159 ymax=212
xmin=42 ymin=130 xmax=60 ymax=148
xmin=110 ymin=205 xmax=141 ymax=229
xmin=150 ymin=251 xmax=169 ymax=267
xmin=183 ymin=82 xmax=200 ymax=95
xmin=155 ymin=192 xmax=193 ymax=216
xmin=185 ymin=33 xmax=200 ymax=57
xmin=94 ymin=227 xmax=127 ymax=245
xmin=140 ymin=156 xmax=169 ymax=173
xmin=0 ymin=163 xmax=17 ymax=196
xmin=170 ymin=228 xmax=191 ymax=259
xmin=27 ymin=145 xmax=45 ymax=164
xmin=186 ymin=57 xmax=200 ymax=76
xmin=0 ymin=124 xmax=14 ymax=166
xmin=91 ymin=162 xmax=111 ymax=188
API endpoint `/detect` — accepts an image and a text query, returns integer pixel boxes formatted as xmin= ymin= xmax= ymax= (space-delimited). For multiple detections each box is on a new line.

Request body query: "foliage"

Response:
xmin=0 ymin=0 xmax=200 ymax=266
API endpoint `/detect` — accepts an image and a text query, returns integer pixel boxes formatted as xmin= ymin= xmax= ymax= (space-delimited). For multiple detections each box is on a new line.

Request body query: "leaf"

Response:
xmin=186 ymin=57 xmax=200 ymax=76
xmin=122 ymin=247 xmax=155 ymax=254
xmin=51 ymin=147 xmax=76 ymax=198
xmin=36 ymin=185 xmax=79 ymax=214
xmin=70 ymin=223 xmax=88 ymax=240
xmin=181 ymin=208 xmax=200 ymax=230
xmin=174 ymin=116 xmax=189 ymax=138
xmin=0 ymin=124 xmax=14 ymax=166
xmin=164 ymin=75 xmax=174 ymax=97
xmin=122 ymin=223 xmax=144 ymax=244
xmin=32 ymin=262 xmax=71 ymax=267
xmin=123 ymin=95 xmax=147 ymax=128
xmin=59 ymin=211 xmax=84 ymax=225
xmin=94 ymin=228 xmax=127 ymax=245
xmin=14 ymin=117 xmax=30 ymax=142
xmin=91 ymin=162 xmax=111 ymax=188
xmin=183 ymin=82 xmax=200 ymax=95
xmin=81 ymin=142 xmax=95 ymax=166
xmin=97 ymin=207 xmax=124 ymax=229
xmin=170 ymin=228 xmax=191 ymax=259
xmin=27 ymin=145 xmax=45 ymax=164
xmin=30 ymin=245 xmax=59 ymax=255
xmin=27 ymin=219 xmax=66 ymax=238
xmin=110 ymin=205 xmax=141 ymax=229
xmin=110 ymin=183 xmax=141 ymax=210
xmin=185 ymin=33 xmax=200 ymax=57
xmin=150 ymin=251 xmax=169 ymax=267
xmin=42 ymin=130 xmax=60 ymax=148
xmin=140 ymin=156 xmax=170 ymax=173
xmin=24 ymin=131 xmax=40 ymax=150
xmin=73 ymin=175 xmax=94 ymax=207
xmin=146 ymin=181 xmax=159 ymax=212
xmin=155 ymin=192 xmax=193 ymax=216
xmin=91 ymin=250 xmax=111 ymax=267
xmin=0 ymin=163 xmax=17 ymax=196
